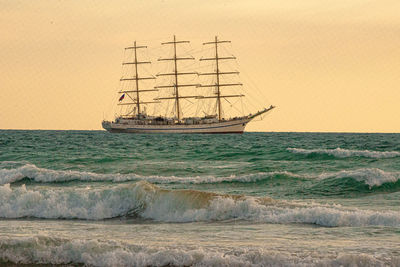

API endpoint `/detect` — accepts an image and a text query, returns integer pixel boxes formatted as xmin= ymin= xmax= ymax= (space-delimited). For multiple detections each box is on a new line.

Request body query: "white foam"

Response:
xmin=318 ymin=168 xmax=400 ymax=188
xmin=0 ymin=163 xmax=300 ymax=185
xmin=0 ymin=183 xmax=143 ymax=220
xmin=1 ymin=182 xmax=399 ymax=227
xmin=1 ymin=164 xmax=399 ymax=190
xmin=287 ymin=147 xmax=400 ymax=158
xmin=143 ymin=195 xmax=400 ymax=227
xmin=0 ymin=236 xmax=397 ymax=266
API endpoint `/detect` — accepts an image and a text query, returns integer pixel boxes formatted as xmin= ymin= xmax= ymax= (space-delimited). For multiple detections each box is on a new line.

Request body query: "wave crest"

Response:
xmin=1 ymin=164 xmax=400 ymax=191
xmin=0 ymin=163 xmax=143 ymax=185
xmin=1 ymin=182 xmax=399 ymax=227
xmin=0 ymin=163 xmax=301 ymax=185
xmin=318 ymin=168 xmax=400 ymax=188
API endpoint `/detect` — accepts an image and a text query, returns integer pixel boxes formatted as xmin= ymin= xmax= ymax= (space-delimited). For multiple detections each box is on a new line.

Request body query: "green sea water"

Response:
xmin=0 ymin=131 xmax=399 ymax=266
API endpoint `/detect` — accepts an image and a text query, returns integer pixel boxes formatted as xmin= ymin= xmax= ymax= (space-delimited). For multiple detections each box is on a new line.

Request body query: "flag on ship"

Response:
xmin=119 ymin=94 xmax=125 ymax=101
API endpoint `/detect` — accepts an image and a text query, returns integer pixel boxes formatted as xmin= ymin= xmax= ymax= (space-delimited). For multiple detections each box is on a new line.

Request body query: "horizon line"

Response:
xmin=1 ymin=129 xmax=399 ymax=134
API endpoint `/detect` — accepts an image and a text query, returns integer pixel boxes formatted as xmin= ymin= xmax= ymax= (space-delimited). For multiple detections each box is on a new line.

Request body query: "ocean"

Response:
xmin=0 ymin=130 xmax=399 ymax=266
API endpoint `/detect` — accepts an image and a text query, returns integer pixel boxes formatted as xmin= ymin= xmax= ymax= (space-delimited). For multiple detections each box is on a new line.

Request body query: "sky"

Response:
xmin=1 ymin=0 xmax=399 ymax=132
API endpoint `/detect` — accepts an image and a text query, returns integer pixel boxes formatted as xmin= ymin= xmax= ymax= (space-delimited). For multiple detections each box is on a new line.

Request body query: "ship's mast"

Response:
xmin=155 ymin=35 xmax=199 ymax=121
xmin=118 ymin=41 xmax=158 ymax=116
xmin=199 ymin=36 xmax=244 ymax=121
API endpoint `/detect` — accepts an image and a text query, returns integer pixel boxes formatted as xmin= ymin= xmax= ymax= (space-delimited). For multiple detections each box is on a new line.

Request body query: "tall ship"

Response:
xmin=102 ymin=36 xmax=275 ymax=133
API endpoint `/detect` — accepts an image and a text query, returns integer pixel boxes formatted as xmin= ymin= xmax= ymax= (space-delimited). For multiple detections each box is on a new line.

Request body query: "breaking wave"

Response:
xmin=1 ymin=236 xmax=398 ymax=267
xmin=318 ymin=168 xmax=400 ymax=188
xmin=287 ymin=147 xmax=400 ymax=159
xmin=0 ymin=163 xmax=303 ymax=185
xmin=1 ymin=164 xmax=399 ymax=192
xmin=0 ymin=163 xmax=140 ymax=184
xmin=0 ymin=182 xmax=399 ymax=227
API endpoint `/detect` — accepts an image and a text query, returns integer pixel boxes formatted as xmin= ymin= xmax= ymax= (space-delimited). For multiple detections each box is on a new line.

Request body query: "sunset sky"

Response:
xmin=1 ymin=0 xmax=399 ymax=132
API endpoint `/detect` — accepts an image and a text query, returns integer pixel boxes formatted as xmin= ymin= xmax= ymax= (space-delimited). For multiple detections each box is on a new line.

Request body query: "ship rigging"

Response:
xmin=102 ymin=35 xmax=275 ymax=133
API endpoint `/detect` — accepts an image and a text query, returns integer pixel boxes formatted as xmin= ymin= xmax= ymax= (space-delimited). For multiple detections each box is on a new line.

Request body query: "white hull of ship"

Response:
xmin=102 ymin=118 xmax=252 ymax=134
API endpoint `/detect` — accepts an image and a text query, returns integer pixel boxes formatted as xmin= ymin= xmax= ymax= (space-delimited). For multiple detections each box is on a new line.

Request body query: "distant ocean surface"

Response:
xmin=0 ymin=130 xmax=399 ymax=266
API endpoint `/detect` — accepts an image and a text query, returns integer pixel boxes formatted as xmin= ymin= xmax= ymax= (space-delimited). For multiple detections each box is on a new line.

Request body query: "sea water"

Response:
xmin=0 ymin=131 xmax=399 ymax=266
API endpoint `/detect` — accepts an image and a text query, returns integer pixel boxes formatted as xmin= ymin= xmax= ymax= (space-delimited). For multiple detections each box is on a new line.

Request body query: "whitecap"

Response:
xmin=1 ymin=182 xmax=399 ymax=227
xmin=318 ymin=168 xmax=400 ymax=188
xmin=0 ymin=163 xmax=301 ymax=185
xmin=1 ymin=164 xmax=400 ymax=191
